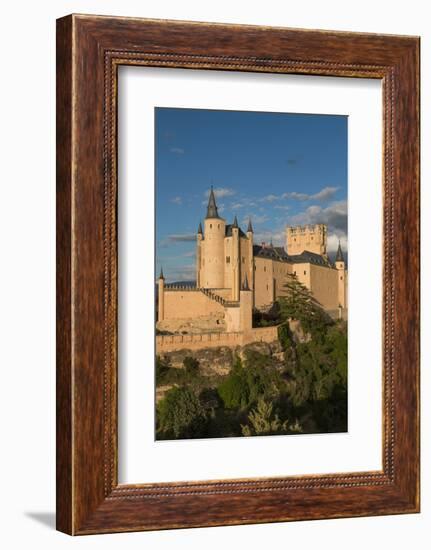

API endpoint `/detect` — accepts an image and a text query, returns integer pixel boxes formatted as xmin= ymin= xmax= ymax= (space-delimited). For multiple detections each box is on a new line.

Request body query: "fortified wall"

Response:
xmin=156 ymin=325 xmax=279 ymax=353
xmin=157 ymin=281 xmax=253 ymax=334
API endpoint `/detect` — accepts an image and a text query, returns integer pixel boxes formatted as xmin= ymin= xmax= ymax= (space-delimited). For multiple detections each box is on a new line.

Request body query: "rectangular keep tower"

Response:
xmin=286 ymin=224 xmax=327 ymax=256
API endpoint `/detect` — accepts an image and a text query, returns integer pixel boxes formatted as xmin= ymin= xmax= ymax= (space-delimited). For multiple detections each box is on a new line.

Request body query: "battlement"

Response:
xmin=286 ymin=223 xmax=327 ymax=256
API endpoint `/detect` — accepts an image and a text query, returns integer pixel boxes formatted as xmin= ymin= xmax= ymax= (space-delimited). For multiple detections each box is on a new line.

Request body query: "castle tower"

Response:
xmin=196 ymin=221 xmax=203 ymax=287
xmin=157 ymin=267 xmax=165 ymax=322
xmin=239 ymin=275 xmax=253 ymax=332
xmin=286 ymin=223 xmax=327 ymax=256
xmin=246 ymin=218 xmax=254 ymax=295
xmin=335 ymin=241 xmax=346 ymax=308
xmin=201 ymin=187 xmax=226 ymax=289
xmin=232 ymin=215 xmax=240 ymax=301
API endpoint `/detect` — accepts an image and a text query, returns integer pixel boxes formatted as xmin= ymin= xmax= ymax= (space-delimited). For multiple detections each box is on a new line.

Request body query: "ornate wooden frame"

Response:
xmin=56 ymin=14 xmax=420 ymax=535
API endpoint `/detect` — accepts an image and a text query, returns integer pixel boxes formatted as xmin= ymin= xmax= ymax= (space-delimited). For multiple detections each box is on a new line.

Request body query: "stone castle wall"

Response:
xmin=156 ymin=325 xmax=279 ymax=353
xmin=308 ymin=263 xmax=340 ymax=310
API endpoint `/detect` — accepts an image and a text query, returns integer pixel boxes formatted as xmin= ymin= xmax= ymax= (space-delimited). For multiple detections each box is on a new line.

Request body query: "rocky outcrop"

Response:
xmin=158 ymin=338 xmax=284 ymax=377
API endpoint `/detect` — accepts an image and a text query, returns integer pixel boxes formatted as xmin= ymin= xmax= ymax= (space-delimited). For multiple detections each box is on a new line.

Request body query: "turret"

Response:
xmin=201 ymin=187 xmax=226 ymax=289
xmin=157 ymin=267 xmax=165 ymax=322
xmin=239 ymin=274 xmax=252 ymax=332
xmin=335 ymin=241 xmax=346 ymax=308
xmin=335 ymin=240 xmax=345 ymax=270
xmin=231 ymin=215 xmax=240 ymax=301
xmin=246 ymin=218 xmax=254 ymax=296
xmin=196 ymin=222 xmax=203 ymax=287
xmin=247 ymin=218 xmax=253 ymax=236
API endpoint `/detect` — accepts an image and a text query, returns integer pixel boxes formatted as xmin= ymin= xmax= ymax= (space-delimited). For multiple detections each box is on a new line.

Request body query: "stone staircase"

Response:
xmin=199 ymin=288 xmax=239 ymax=308
xmin=199 ymin=287 xmax=227 ymax=306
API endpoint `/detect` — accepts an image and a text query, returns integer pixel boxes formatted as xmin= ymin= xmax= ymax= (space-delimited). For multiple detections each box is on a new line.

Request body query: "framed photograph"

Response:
xmin=56 ymin=14 xmax=420 ymax=534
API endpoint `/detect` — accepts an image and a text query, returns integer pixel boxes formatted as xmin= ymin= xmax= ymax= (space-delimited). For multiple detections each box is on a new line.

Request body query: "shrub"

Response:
xmin=157 ymin=386 xmax=207 ymax=439
xmin=218 ymin=369 xmax=250 ymax=410
xmin=155 ymin=355 xmax=170 ymax=384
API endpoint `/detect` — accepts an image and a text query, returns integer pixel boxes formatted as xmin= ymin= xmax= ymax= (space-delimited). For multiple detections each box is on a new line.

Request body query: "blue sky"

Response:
xmin=155 ymin=107 xmax=347 ymax=282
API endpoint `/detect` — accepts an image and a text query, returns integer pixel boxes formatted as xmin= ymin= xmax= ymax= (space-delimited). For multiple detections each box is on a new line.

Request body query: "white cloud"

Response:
xmin=241 ymin=214 xmax=268 ymax=226
xmin=170 ymin=147 xmax=184 ymax=154
xmin=259 ymin=194 xmax=279 ymax=202
xmin=160 ymin=233 xmax=196 ymax=247
xmin=254 ymin=229 xmax=286 ymax=247
xmin=230 ymin=199 xmax=256 ymax=210
xmin=327 ymin=233 xmax=348 ymax=254
xmin=282 ymin=186 xmax=340 ymax=202
xmin=289 ymin=200 xmax=347 ymax=234
xmin=170 ymin=196 xmax=182 ymax=205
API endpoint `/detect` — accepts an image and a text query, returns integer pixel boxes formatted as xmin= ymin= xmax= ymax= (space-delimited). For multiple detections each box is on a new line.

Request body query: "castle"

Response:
xmin=157 ymin=188 xmax=347 ymax=339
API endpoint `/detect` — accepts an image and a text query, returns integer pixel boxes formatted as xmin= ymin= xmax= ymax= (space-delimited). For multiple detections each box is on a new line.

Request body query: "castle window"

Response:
xmin=264 ymin=266 xmax=266 ymax=272
xmin=210 ymin=224 xmax=212 ymax=228
xmin=340 ymin=276 xmax=343 ymax=280
xmin=226 ymin=256 xmax=230 ymax=264
xmin=218 ymin=224 xmax=220 ymax=229
xmin=294 ymin=271 xmax=296 ymax=275
xmin=266 ymin=284 xmax=269 ymax=290
xmin=242 ymin=257 xmax=245 ymax=263
xmin=304 ymin=270 xmax=306 ymax=275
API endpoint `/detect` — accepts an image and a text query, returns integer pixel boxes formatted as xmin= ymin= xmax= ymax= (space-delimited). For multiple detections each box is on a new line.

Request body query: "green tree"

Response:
xmin=218 ymin=351 xmax=285 ymax=410
xmin=217 ymin=364 xmax=250 ymax=409
xmin=241 ymin=398 xmax=302 ymax=436
xmin=278 ymin=273 xmax=331 ymax=337
xmin=157 ymin=386 xmax=207 ymax=439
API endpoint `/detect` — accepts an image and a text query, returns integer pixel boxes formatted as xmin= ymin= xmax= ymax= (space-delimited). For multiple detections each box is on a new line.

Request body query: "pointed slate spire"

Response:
xmin=232 ymin=215 xmax=238 ymax=229
xmin=242 ymin=275 xmax=250 ymax=291
xmin=206 ymin=186 xmax=220 ymax=219
xmin=247 ymin=218 xmax=253 ymax=233
xmin=197 ymin=221 xmax=203 ymax=234
xmin=159 ymin=266 xmax=165 ymax=280
xmin=336 ymin=241 xmax=345 ymax=262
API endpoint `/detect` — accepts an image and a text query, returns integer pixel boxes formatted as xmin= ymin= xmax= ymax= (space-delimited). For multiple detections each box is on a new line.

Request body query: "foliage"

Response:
xmin=277 ymin=273 xmax=332 ymax=337
xmin=217 ymin=353 xmax=284 ymax=410
xmin=252 ymin=303 xmax=281 ymax=328
xmin=241 ymin=398 xmax=286 ymax=436
xmin=155 ymin=355 xmax=170 ymax=384
xmin=156 ymin=273 xmax=348 ymax=440
xmin=285 ymin=322 xmax=347 ymax=414
xmin=156 ymin=386 xmax=207 ymax=439
xmin=183 ymin=356 xmax=199 ymax=376
xmin=217 ymin=359 xmax=250 ymax=409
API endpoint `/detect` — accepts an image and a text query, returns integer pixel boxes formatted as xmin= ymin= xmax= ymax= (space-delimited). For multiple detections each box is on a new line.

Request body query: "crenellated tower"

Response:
xmin=286 ymin=223 xmax=327 ymax=256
